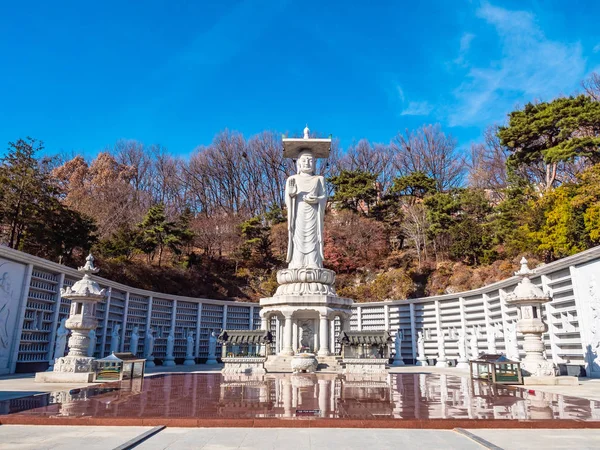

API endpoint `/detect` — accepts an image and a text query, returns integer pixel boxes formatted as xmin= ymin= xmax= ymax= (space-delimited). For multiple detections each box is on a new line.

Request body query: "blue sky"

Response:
xmin=1 ymin=0 xmax=599 ymax=158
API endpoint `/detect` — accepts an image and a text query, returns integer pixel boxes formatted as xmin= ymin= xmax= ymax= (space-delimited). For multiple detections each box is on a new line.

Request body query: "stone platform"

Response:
xmin=34 ymin=356 xmax=95 ymax=383
xmin=524 ymin=376 xmax=580 ymax=386
xmin=34 ymin=371 xmax=94 ymax=383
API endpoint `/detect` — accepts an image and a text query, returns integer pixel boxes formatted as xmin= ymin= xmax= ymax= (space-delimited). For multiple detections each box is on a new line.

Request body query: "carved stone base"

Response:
xmin=183 ymin=357 xmax=195 ymax=366
xmin=275 ymin=268 xmax=336 ymax=296
xmin=456 ymin=357 xmax=469 ymax=369
xmin=35 ymin=371 xmax=95 ymax=383
xmin=222 ymin=357 xmax=267 ymax=374
xmin=162 ymin=356 xmax=176 ymax=367
xmin=435 ymin=357 xmax=448 ymax=368
xmin=53 ymin=356 xmax=94 ymax=373
xmin=35 ymin=356 xmax=95 ymax=383
xmin=205 ymin=355 xmax=218 ymax=365
xmin=343 ymin=358 xmax=388 ymax=373
xmin=521 ymin=360 xmax=556 ymax=377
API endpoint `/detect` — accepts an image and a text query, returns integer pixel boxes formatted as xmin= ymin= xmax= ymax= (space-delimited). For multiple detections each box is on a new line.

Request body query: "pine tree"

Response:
xmin=498 ymin=95 xmax=600 ymax=191
xmin=136 ymin=204 xmax=192 ymax=266
xmin=0 ymin=138 xmax=48 ymax=248
xmin=329 ymin=170 xmax=378 ymax=213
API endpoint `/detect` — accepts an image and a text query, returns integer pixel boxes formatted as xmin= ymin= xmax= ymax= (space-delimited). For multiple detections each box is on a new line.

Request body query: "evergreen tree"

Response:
xmin=239 ymin=215 xmax=273 ymax=267
xmin=389 ymin=171 xmax=437 ymax=203
xmin=0 ymin=138 xmax=50 ymax=248
xmin=572 ymin=163 xmax=600 ymax=243
xmin=328 ymin=170 xmax=378 ymax=213
xmin=498 ymin=95 xmax=600 ymax=190
xmin=96 ymin=227 xmax=140 ymax=260
xmin=136 ymin=204 xmax=190 ymax=266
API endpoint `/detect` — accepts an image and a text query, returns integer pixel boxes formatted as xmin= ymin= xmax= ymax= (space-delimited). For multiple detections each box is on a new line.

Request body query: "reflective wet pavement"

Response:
xmin=1 ymin=373 xmax=599 ymax=427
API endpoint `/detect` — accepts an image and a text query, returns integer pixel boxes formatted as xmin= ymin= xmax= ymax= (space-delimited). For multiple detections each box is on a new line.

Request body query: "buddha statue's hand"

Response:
xmin=304 ymin=194 xmax=318 ymax=204
xmin=289 ymin=178 xmax=297 ymax=197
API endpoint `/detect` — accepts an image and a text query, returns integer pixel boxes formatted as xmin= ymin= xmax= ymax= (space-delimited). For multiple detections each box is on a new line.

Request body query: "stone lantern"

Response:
xmin=36 ymin=253 xmax=106 ymax=383
xmin=505 ymin=257 xmax=554 ymax=379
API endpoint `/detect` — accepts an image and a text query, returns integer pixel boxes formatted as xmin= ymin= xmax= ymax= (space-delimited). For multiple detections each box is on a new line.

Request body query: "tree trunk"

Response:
xmin=545 ymin=163 xmax=557 ymax=191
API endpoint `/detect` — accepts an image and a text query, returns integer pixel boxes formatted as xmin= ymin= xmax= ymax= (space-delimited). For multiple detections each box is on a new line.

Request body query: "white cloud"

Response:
xmin=396 ymin=85 xmax=405 ymax=102
xmin=448 ymin=2 xmax=586 ymax=127
xmin=401 ymin=101 xmax=434 ymax=116
xmin=454 ymin=32 xmax=476 ymax=66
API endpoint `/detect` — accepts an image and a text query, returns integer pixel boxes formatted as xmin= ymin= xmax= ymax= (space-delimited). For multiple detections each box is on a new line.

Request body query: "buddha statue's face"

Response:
xmin=297 ymin=151 xmax=315 ymax=174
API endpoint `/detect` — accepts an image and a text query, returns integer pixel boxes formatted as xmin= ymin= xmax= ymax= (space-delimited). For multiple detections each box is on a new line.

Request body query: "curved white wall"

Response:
xmin=1 ymin=245 xmax=599 ymax=376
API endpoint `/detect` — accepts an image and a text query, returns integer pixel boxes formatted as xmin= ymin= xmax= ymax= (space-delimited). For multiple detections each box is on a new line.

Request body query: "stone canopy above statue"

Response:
xmin=282 ymin=139 xmax=331 ymax=159
xmin=282 ymin=125 xmax=332 ymax=159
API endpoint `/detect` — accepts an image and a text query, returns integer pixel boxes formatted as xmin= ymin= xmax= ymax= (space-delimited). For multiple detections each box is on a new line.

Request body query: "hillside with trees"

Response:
xmin=1 ymin=74 xmax=600 ymax=303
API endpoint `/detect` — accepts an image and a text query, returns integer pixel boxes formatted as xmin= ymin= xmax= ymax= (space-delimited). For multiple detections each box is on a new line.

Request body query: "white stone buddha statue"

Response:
xmin=285 ymin=150 xmax=327 ymax=269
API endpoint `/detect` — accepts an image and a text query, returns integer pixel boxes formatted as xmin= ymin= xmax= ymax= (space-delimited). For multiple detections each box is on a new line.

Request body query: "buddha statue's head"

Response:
xmin=296 ymin=150 xmax=315 ymax=175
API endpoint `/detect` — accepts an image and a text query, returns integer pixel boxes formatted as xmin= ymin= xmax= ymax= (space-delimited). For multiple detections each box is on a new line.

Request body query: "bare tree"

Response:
xmin=401 ymin=203 xmax=429 ymax=268
xmin=582 ymin=72 xmax=600 ymax=101
xmin=338 ymin=140 xmax=395 ymax=192
xmin=391 ymin=124 xmax=465 ymax=191
xmin=467 ymin=126 xmax=509 ymax=200
xmin=113 ymin=139 xmax=152 ymax=194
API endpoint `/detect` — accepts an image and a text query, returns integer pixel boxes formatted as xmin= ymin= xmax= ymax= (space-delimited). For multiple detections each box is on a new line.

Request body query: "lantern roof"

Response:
xmin=61 ymin=253 xmax=107 ymax=301
xmin=505 ymin=257 xmax=551 ymax=305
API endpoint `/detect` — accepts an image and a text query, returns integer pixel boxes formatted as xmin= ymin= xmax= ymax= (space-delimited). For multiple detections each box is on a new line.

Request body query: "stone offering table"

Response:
xmin=291 ymin=353 xmax=318 ymax=373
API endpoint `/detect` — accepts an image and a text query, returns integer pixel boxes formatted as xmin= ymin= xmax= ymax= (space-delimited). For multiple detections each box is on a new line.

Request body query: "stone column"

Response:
xmin=292 ymin=320 xmax=298 ymax=353
xmin=281 ymin=314 xmax=294 ymax=356
xmin=318 ymin=379 xmax=329 ymax=415
xmin=318 ymin=314 xmax=330 ymax=356
xmin=260 ymin=316 xmax=268 ymax=356
xmin=275 ymin=316 xmax=281 ymax=354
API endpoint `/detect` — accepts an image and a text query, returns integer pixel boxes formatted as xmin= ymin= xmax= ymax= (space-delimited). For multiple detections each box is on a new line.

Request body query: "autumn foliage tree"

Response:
xmin=0 ymin=138 xmax=95 ymax=262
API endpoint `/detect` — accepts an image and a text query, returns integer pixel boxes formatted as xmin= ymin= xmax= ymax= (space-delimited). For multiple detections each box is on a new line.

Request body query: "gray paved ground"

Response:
xmin=468 ymin=428 xmax=600 ymax=450
xmin=2 ymin=426 xmax=600 ymax=450
xmin=0 ymin=425 xmax=153 ymax=450
xmin=135 ymin=428 xmax=481 ymax=450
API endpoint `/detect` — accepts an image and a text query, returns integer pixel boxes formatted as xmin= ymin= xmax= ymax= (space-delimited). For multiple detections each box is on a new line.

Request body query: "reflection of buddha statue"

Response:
xmin=285 ymin=150 xmax=327 ymax=269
